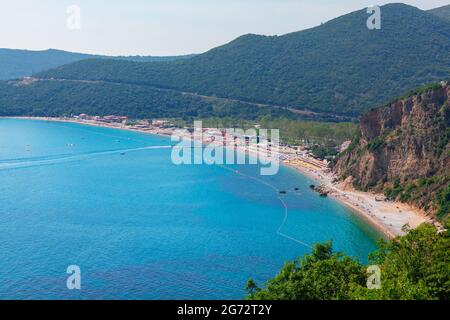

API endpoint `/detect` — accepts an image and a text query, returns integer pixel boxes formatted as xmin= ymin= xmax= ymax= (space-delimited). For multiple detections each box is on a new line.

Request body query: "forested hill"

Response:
xmin=0 ymin=48 xmax=195 ymax=80
xmin=38 ymin=4 xmax=450 ymax=116
xmin=0 ymin=49 xmax=92 ymax=80
xmin=428 ymin=4 xmax=450 ymax=21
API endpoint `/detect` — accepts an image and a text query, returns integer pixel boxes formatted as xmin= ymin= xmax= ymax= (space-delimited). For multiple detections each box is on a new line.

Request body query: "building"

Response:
xmin=97 ymin=115 xmax=128 ymax=124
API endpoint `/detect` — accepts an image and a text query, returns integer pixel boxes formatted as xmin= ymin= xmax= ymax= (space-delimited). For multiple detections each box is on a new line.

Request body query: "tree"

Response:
xmin=245 ymin=279 xmax=258 ymax=296
xmin=246 ymin=224 xmax=450 ymax=300
xmin=350 ymin=222 xmax=450 ymax=300
xmin=246 ymin=241 xmax=366 ymax=300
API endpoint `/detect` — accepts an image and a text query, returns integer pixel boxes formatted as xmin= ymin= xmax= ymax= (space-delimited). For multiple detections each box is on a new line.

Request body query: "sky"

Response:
xmin=0 ymin=0 xmax=448 ymax=56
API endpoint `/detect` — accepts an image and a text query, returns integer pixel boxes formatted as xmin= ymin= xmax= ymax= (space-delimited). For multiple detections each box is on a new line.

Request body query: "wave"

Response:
xmin=0 ymin=145 xmax=171 ymax=171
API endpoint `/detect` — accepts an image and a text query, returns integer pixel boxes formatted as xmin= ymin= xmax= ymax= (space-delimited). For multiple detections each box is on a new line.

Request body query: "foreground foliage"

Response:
xmin=246 ymin=223 xmax=450 ymax=300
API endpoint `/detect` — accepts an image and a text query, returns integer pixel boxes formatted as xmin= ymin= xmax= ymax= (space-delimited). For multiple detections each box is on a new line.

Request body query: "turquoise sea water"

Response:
xmin=0 ymin=119 xmax=378 ymax=299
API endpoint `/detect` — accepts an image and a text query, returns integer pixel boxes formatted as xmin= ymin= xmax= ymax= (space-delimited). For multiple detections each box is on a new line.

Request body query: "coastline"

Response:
xmin=1 ymin=116 xmax=434 ymax=239
xmin=283 ymin=161 xmax=434 ymax=239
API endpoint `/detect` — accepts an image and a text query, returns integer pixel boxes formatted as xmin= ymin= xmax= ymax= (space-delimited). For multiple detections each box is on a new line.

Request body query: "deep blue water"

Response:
xmin=0 ymin=119 xmax=378 ymax=299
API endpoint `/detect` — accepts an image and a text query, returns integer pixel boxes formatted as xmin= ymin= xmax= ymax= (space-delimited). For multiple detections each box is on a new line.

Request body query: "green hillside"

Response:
xmin=0 ymin=79 xmax=297 ymax=120
xmin=428 ymin=4 xmax=450 ymax=21
xmin=0 ymin=49 xmax=92 ymax=80
xmin=38 ymin=4 xmax=450 ymax=116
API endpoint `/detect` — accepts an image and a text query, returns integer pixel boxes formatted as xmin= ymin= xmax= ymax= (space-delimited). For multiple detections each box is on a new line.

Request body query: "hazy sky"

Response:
xmin=0 ymin=0 xmax=448 ymax=56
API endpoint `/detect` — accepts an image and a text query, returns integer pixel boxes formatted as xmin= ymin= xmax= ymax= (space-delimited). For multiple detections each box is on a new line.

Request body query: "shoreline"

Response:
xmin=1 ymin=116 xmax=434 ymax=238
xmin=283 ymin=161 xmax=434 ymax=239
xmin=282 ymin=161 xmax=395 ymax=239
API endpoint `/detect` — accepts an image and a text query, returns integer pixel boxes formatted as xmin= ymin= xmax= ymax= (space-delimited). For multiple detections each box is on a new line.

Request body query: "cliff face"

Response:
xmin=334 ymin=83 xmax=450 ymax=219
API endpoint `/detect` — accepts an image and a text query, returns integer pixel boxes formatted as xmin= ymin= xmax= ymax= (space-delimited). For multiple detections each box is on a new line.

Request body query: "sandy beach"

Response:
xmin=2 ymin=116 xmax=436 ymax=239
xmin=284 ymin=161 xmax=434 ymax=239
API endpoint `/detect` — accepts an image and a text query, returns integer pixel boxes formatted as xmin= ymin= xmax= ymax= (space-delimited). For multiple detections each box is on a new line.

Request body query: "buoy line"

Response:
xmin=218 ymin=163 xmax=313 ymax=249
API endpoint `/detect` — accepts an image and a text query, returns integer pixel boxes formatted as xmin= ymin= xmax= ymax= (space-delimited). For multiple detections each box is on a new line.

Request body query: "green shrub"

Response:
xmin=436 ymin=184 xmax=450 ymax=219
xmin=367 ymin=136 xmax=385 ymax=152
xmin=246 ymin=224 xmax=450 ymax=300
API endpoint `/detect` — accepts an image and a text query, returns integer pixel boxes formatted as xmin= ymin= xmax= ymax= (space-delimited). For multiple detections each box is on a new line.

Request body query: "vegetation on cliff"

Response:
xmin=246 ymin=223 xmax=450 ymax=300
xmin=334 ymin=83 xmax=450 ymax=220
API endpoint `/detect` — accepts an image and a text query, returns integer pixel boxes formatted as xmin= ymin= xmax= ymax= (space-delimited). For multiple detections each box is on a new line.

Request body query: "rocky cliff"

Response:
xmin=334 ymin=83 xmax=450 ymax=219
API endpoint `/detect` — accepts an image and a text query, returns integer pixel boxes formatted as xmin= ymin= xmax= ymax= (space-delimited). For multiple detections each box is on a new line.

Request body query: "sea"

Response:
xmin=0 ymin=118 xmax=379 ymax=299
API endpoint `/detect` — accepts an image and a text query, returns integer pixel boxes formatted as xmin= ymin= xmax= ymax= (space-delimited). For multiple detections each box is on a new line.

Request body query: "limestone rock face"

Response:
xmin=334 ymin=83 xmax=450 ymax=216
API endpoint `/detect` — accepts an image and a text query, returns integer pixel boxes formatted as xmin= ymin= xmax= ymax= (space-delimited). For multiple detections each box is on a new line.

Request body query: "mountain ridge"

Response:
xmin=36 ymin=3 xmax=450 ymax=116
xmin=0 ymin=48 xmax=196 ymax=80
xmin=428 ymin=4 xmax=450 ymax=21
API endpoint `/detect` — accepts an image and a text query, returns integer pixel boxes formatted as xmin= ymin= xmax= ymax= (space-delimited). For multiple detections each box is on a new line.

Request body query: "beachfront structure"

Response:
xmin=98 ymin=115 xmax=128 ymax=124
